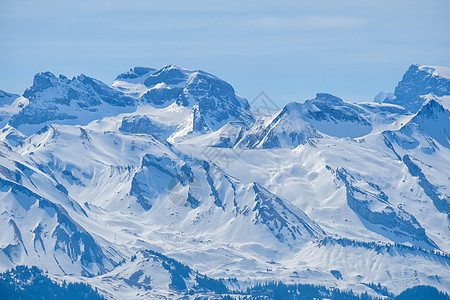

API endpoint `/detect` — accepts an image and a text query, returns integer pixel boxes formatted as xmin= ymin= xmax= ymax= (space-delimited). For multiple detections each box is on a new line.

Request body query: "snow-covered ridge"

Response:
xmin=114 ymin=64 xmax=255 ymax=131
xmin=2 ymin=65 xmax=256 ymax=138
xmin=0 ymin=63 xmax=449 ymax=299
xmin=383 ymin=64 xmax=450 ymax=112
xmin=419 ymin=65 xmax=450 ymax=79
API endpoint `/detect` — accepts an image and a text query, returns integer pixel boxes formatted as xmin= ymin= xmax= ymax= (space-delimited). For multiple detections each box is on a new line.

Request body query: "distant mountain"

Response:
xmin=0 ymin=64 xmax=449 ymax=299
xmin=113 ymin=65 xmax=255 ymax=132
xmin=384 ymin=64 xmax=450 ymax=112
xmin=235 ymin=101 xmax=321 ymax=149
xmin=0 ymin=90 xmax=19 ymax=106
xmin=9 ymin=72 xmax=137 ymax=135
xmin=299 ymin=93 xmax=373 ymax=138
xmin=2 ymin=65 xmax=255 ymax=141
xmin=235 ymin=93 xmax=386 ymax=149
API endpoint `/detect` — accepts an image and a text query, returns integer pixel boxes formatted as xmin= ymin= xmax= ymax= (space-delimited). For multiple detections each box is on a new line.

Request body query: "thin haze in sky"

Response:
xmin=0 ymin=0 xmax=449 ymax=106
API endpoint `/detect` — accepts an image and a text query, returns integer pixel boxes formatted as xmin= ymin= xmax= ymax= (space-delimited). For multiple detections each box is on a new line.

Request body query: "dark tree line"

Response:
xmin=0 ymin=266 xmax=104 ymax=300
xmin=1 ymin=265 xmax=448 ymax=299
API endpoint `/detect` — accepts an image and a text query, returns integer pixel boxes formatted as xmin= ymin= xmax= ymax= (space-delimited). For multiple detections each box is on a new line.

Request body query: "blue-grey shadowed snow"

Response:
xmin=336 ymin=167 xmax=438 ymax=250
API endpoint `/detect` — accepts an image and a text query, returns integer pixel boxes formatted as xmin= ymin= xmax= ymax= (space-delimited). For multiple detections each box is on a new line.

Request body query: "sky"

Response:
xmin=0 ymin=0 xmax=449 ymax=106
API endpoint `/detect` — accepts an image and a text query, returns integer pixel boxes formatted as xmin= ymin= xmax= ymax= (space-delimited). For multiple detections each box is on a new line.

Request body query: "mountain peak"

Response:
xmin=24 ymin=72 xmax=98 ymax=99
xmin=76 ymin=73 xmax=89 ymax=81
xmin=2 ymin=64 xmax=450 ymax=298
xmin=298 ymin=93 xmax=373 ymax=138
xmin=405 ymin=64 xmax=450 ymax=79
xmin=411 ymin=99 xmax=448 ymax=125
xmin=283 ymin=101 xmax=303 ymax=113
xmin=143 ymin=65 xmax=190 ymax=87
xmin=35 ymin=71 xmax=58 ymax=80
xmin=384 ymin=64 xmax=450 ymax=112
xmin=115 ymin=67 xmax=157 ymax=81
xmin=24 ymin=72 xmax=59 ymax=96
xmin=314 ymin=93 xmax=344 ymax=104
xmin=122 ymin=65 xmax=256 ymax=129
xmin=418 ymin=65 xmax=450 ymax=79
xmin=160 ymin=64 xmax=184 ymax=71
xmin=404 ymin=99 xmax=450 ymax=148
xmin=416 ymin=99 xmax=446 ymax=114
xmin=109 ymin=65 xmax=255 ymax=136
xmin=12 ymin=71 xmax=136 ymax=135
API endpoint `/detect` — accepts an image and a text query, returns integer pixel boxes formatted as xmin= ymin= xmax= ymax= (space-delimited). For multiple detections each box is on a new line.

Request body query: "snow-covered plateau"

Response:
xmin=0 ymin=64 xmax=449 ymax=299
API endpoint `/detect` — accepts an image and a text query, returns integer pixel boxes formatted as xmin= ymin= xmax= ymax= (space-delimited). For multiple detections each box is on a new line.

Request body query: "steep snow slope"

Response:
xmin=13 ymin=123 xmax=329 ymax=275
xmin=16 ymin=123 xmax=324 ymax=245
xmin=181 ymin=131 xmax=448 ymax=249
xmin=357 ymin=102 xmax=410 ymax=133
xmin=0 ymin=142 xmax=118 ymax=277
xmin=383 ymin=100 xmax=450 ymax=216
xmin=17 ymin=124 xmax=170 ymax=212
xmin=0 ymin=64 xmax=449 ymax=298
xmin=235 ymin=102 xmax=321 ymax=149
xmin=0 ymin=125 xmax=26 ymax=147
xmin=419 ymin=65 xmax=450 ymax=79
xmin=176 ymin=98 xmax=450 ymax=291
xmin=177 ymin=144 xmax=449 ymax=293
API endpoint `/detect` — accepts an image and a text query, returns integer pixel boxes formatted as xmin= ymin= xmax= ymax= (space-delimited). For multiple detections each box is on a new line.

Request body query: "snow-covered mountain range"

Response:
xmin=0 ymin=64 xmax=449 ymax=299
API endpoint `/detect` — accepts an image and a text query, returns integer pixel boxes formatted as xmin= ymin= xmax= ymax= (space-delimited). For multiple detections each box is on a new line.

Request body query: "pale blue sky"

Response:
xmin=1 ymin=0 xmax=449 ymax=106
